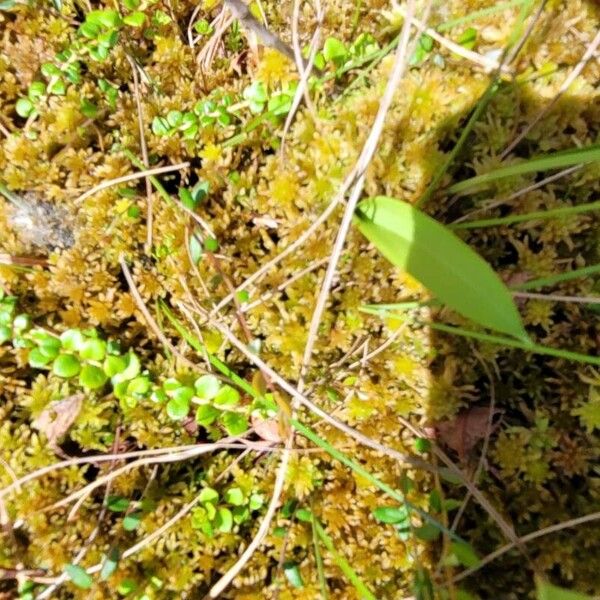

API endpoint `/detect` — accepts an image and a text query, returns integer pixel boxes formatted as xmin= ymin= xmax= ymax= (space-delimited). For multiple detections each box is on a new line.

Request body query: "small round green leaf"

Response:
xmin=15 ymin=97 xmax=35 ymax=118
xmin=224 ymin=487 xmax=244 ymax=506
xmin=86 ymin=9 xmax=122 ymax=28
xmin=79 ymin=338 xmax=106 ymax=361
xmin=150 ymin=387 xmax=168 ymax=403
xmin=283 ymin=562 xmax=303 ymax=589
xmin=372 ymin=505 xmax=409 ymax=525
xmin=123 ymin=511 xmax=142 ymax=531
xmin=60 ymin=329 xmax=85 ymax=352
xmin=13 ymin=314 xmax=31 ymax=332
xmin=199 ymin=487 xmax=219 ymax=504
xmin=194 ymin=375 xmax=220 ymax=400
xmin=29 ymin=347 xmax=52 ymax=368
xmin=103 ymin=354 xmax=127 ymax=377
xmin=163 ymin=377 xmax=182 ymax=392
xmin=123 ymin=11 xmax=146 ymax=27
xmin=151 ymin=116 xmax=170 ymax=135
xmin=195 ymin=404 xmax=220 ymax=427
xmin=166 ymin=110 xmax=183 ymax=127
xmin=100 ymin=547 xmax=120 ymax=581
xmin=220 ymin=412 xmax=249 ymax=436
xmin=52 ymin=354 xmax=81 ymax=378
xmin=204 ymin=237 xmax=218 ymax=252
xmin=0 ymin=325 xmax=11 ymax=344
xmin=127 ymin=376 xmax=151 ymax=398
xmin=214 ymin=385 xmax=240 ymax=406
xmin=166 ymin=396 xmax=190 ymax=420
xmin=232 ymin=505 xmax=250 ymax=524
xmin=214 ymin=507 xmax=233 ymax=533
xmin=65 ymin=564 xmax=92 ymax=589
xmin=323 ymin=37 xmax=347 ymax=63
xmin=112 ymin=352 xmax=140 ymax=383
xmin=249 ymin=493 xmax=264 ymax=511
xmin=80 ymin=364 xmax=108 ymax=389
xmin=106 ymin=495 xmax=130 ymax=512
xmin=172 ymin=385 xmax=194 ymax=403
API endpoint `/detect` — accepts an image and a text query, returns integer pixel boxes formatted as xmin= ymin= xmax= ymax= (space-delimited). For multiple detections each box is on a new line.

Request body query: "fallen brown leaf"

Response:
xmin=434 ymin=405 xmax=501 ymax=461
xmin=32 ymin=394 xmax=84 ymax=454
xmin=251 ymin=415 xmax=282 ymax=443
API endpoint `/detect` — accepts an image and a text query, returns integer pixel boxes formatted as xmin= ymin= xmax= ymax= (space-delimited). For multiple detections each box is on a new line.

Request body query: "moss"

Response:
xmin=1 ymin=0 xmax=600 ymax=597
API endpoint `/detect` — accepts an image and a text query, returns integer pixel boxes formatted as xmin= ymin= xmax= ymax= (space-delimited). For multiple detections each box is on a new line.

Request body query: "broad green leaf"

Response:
xmin=449 ymin=144 xmax=600 ymax=195
xmin=65 ymin=564 xmax=93 ymax=589
xmin=536 ymin=580 xmax=593 ymax=600
xmin=354 ymin=196 xmax=528 ymax=341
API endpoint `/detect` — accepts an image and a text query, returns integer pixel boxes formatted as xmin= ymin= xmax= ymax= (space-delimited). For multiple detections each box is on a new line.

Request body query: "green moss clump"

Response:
xmin=1 ymin=0 xmax=600 ymax=598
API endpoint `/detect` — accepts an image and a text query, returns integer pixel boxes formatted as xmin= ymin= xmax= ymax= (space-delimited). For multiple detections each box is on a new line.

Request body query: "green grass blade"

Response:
xmin=451 ymin=200 xmax=600 ymax=230
xmin=310 ymin=498 xmax=329 ymax=600
xmin=449 ymin=145 xmax=600 ymax=195
xmin=510 ymin=264 xmax=600 ymax=291
xmin=313 ymin=518 xmax=376 ymax=600
xmin=437 ymin=0 xmax=529 ymax=31
xmin=428 ymin=322 xmax=600 ymax=366
xmin=359 ymin=300 xmax=439 ymax=315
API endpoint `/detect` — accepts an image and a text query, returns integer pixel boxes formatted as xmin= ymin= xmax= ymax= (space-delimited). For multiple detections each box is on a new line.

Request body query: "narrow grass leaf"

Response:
xmin=354 ymin=196 xmax=528 ymax=341
xmin=313 ymin=519 xmax=376 ymax=600
xmin=449 ymin=145 xmax=600 ymax=195
xmin=536 ymin=580 xmax=593 ymax=600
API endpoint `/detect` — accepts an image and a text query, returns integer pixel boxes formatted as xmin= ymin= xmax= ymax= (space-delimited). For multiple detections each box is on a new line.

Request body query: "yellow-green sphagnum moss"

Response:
xmin=1 ymin=0 xmax=600 ymax=597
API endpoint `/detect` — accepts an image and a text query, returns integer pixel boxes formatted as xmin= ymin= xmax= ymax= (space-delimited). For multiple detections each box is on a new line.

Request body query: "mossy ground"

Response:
xmin=1 ymin=0 xmax=600 ymax=598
